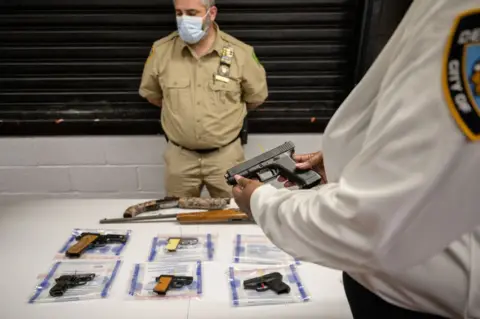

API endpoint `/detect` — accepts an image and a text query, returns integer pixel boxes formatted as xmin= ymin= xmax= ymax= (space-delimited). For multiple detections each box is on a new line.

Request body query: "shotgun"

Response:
xmin=99 ymin=209 xmax=252 ymax=225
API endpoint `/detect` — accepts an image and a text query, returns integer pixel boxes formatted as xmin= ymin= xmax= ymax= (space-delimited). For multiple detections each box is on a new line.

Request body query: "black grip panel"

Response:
xmin=267 ymin=280 xmax=291 ymax=295
xmin=271 ymin=155 xmax=322 ymax=189
xmin=49 ymin=282 xmax=68 ymax=297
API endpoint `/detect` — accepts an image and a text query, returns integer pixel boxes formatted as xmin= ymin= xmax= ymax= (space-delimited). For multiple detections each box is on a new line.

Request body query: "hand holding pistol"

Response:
xmin=225 ymin=141 xmax=322 ymax=189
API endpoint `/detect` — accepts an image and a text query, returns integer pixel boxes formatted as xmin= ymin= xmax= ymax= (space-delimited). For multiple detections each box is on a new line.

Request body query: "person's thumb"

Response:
xmin=296 ymin=159 xmax=313 ymax=169
xmin=293 ymin=154 xmax=310 ymax=163
xmin=234 ymin=175 xmax=250 ymax=187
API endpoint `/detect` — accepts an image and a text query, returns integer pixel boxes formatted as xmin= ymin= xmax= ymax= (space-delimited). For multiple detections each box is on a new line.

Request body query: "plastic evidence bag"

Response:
xmin=128 ymin=261 xmax=202 ymax=300
xmin=227 ymin=264 xmax=310 ymax=307
xmin=233 ymin=234 xmax=299 ymax=265
xmin=28 ymin=260 xmax=121 ymax=303
xmin=57 ymin=228 xmax=131 ymax=260
xmin=148 ymin=233 xmax=216 ymax=262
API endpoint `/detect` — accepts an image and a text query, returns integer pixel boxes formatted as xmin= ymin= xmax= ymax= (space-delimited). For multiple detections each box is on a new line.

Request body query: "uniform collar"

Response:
xmin=179 ymin=22 xmax=224 ymax=56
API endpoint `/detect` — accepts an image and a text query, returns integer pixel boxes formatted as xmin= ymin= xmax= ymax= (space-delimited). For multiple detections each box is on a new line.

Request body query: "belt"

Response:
xmin=170 ymin=137 xmax=239 ymax=154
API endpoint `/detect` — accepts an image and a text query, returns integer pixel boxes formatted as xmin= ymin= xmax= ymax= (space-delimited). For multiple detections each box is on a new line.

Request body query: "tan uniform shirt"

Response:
xmin=139 ymin=24 xmax=268 ymax=150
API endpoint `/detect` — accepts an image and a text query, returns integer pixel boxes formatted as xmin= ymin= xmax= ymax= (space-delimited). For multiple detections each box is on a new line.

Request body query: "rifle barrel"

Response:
xmin=100 ymin=213 xmax=178 ymax=224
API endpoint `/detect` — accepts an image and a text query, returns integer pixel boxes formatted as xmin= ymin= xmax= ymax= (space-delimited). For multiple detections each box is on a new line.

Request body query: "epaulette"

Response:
xmin=152 ymin=31 xmax=179 ymax=49
xmin=218 ymin=31 xmax=250 ymax=54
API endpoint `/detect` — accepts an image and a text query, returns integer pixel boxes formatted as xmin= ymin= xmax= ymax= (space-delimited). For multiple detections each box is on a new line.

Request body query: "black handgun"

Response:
xmin=153 ymin=275 xmax=194 ymax=295
xmin=66 ymin=232 xmax=128 ymax=258
xmin=243 ymin=272 xmax=291 ymax=295
xmin=49 ymin=273 xmax=96 ymax=297
xmin=225 ymin=141 xmax=321 ymax=189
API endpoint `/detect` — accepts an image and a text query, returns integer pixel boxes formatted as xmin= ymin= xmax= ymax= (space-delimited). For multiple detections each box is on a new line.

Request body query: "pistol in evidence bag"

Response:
xmin=49 ymin=273 xmax=96 ymax=297
xmin=224 ymin=141 xmax=322 ymax=189
xmin=153 ymin=275 xmax=194 ymax=295
xmin=243 ymin=272 xmax=291 ymax=295
xmin=165 ymin=237 xmax=199 ymax=252
xmin=65 ymin=232 xmax=128 ymax=258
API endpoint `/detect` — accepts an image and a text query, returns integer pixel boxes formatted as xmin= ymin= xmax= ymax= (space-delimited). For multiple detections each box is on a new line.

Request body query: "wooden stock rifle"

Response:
xmin=99 ymin=209 xmax=252 ymax=225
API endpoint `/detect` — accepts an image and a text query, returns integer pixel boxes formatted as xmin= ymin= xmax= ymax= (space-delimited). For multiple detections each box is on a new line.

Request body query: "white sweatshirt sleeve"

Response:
xmin=250 ymin=1 xmax=480 ymax=274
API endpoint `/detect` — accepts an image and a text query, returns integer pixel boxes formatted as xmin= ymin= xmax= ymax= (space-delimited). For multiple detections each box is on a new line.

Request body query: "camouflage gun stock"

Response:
xmin=124 ymin=197 xmax=231 ymax=218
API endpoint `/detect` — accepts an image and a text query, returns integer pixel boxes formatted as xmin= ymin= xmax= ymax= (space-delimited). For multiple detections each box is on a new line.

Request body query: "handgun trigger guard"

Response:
xmin=255 ymin=283 xmax=269 ymax=292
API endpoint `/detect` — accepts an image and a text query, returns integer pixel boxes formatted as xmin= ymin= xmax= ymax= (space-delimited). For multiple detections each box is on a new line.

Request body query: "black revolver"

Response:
xmin=49 ymin=273 xmax=96 ymax=297
xmin=243 ymin=272 xmax=290 ymax=295
xmin=66 ymin=232 xmax=128 ymax=258
xmin=224 ymin=141 xmax=321 ymax=189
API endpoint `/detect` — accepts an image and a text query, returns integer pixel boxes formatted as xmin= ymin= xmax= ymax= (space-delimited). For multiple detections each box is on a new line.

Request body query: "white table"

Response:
xmin=0 ymin=198 xmax=353 ymax=319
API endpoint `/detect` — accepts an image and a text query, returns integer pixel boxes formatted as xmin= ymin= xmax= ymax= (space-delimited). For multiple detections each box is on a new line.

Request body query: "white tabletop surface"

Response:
xmin=0 ymin=198 xmax=353 ymax=319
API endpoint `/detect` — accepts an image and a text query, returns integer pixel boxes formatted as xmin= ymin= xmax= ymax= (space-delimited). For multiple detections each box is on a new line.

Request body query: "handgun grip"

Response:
xmin=66 ymin=234 xmax=99 ymax=258
xmin=153 ymin=276 xmax=173 ymax=295
xmin=267 ymin=279 xmax=291 ymax=295
xmin=49 ymin=282 xmax=69 ymax=297
xmin=166 ymin=238 xmax=182 ymax=252
xmin=273 ymin=156 xmax=322 ymax=189
xmin=176 ymin=209 xmax=251 ymax=224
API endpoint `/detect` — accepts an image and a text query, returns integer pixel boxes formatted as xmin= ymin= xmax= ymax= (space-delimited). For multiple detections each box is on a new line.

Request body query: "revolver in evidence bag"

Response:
xmin=66 ymin=232 xmax=128 ymax=258
xmin=123 ymin=197 xmax=231 ymax=218
xmin=243 ymin=272 xmax=291 ymax=295
xmin=153 ymin=275 xmax=194 ymax=295
xmin=49 ymin=273 xmax=96 ymax=297
xmin=224 ymin=141 xmax=322 ymax=189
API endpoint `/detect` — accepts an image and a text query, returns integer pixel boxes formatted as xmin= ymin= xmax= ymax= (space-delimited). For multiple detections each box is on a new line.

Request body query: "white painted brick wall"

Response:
xmin=35 ymin=137 xmax=107 ymax=165
xmin=69 ymin=166 xmax=139 ymax=192
xmin=0 ymin=134 xmax=322 ymax=200
xmin=0 ymin=167 xmax=71 ymax=193
xmin=138 ymin=165 xmax=165 ymax=192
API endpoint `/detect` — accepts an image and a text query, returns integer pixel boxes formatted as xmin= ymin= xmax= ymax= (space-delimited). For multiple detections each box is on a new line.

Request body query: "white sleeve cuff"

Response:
xmin=250 ymin=184 xmax=281 ymax=222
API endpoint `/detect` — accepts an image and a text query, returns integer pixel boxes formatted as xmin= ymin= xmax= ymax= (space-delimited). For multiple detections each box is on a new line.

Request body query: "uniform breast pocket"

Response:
xmin=163 ymin=78 xmax=191 ymax=114
xmin=208 ymin=80 xmax=241 ymax=109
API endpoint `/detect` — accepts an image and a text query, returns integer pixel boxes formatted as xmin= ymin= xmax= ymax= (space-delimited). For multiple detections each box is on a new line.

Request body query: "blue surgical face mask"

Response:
xmin=176 ymin=10 xmax=211 ymax=44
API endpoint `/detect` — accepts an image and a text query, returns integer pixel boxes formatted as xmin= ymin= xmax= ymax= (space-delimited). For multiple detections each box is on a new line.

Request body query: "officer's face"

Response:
xmin=175 ymin=0 xmax=217 ymax=20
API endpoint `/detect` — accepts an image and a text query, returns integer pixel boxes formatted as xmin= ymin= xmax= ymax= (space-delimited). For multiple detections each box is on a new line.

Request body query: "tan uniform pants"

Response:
xmin=163 ymin=139 xmax=245 ymax=198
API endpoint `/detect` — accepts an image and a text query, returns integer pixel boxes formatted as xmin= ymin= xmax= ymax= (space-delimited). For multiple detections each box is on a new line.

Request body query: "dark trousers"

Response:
xmin=343 ymin=272 xmax=449 ymax=319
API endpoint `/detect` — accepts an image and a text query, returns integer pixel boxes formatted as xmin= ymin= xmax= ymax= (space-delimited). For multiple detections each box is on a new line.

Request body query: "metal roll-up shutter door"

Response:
xmin=0 ymin=0 xmax=363 ymax=135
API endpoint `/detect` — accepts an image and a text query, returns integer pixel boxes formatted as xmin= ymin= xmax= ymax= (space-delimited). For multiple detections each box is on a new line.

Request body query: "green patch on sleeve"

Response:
xmin=252 ymin=50 xmax=261 ymax=65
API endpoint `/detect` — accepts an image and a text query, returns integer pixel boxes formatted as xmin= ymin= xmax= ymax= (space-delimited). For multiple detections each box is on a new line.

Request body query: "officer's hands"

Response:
xmin=232 ymin=175 xmax=264 ymax=216
xmin=294 ymin=151 xmax=328 ymax=184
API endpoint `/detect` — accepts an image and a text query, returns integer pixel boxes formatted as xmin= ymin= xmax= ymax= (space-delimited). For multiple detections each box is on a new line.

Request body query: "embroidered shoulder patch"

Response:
xmin=252 ymin=50 xmax=261 ymax=65
xmin=443 ymin=9 xmax=480 ymax=141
